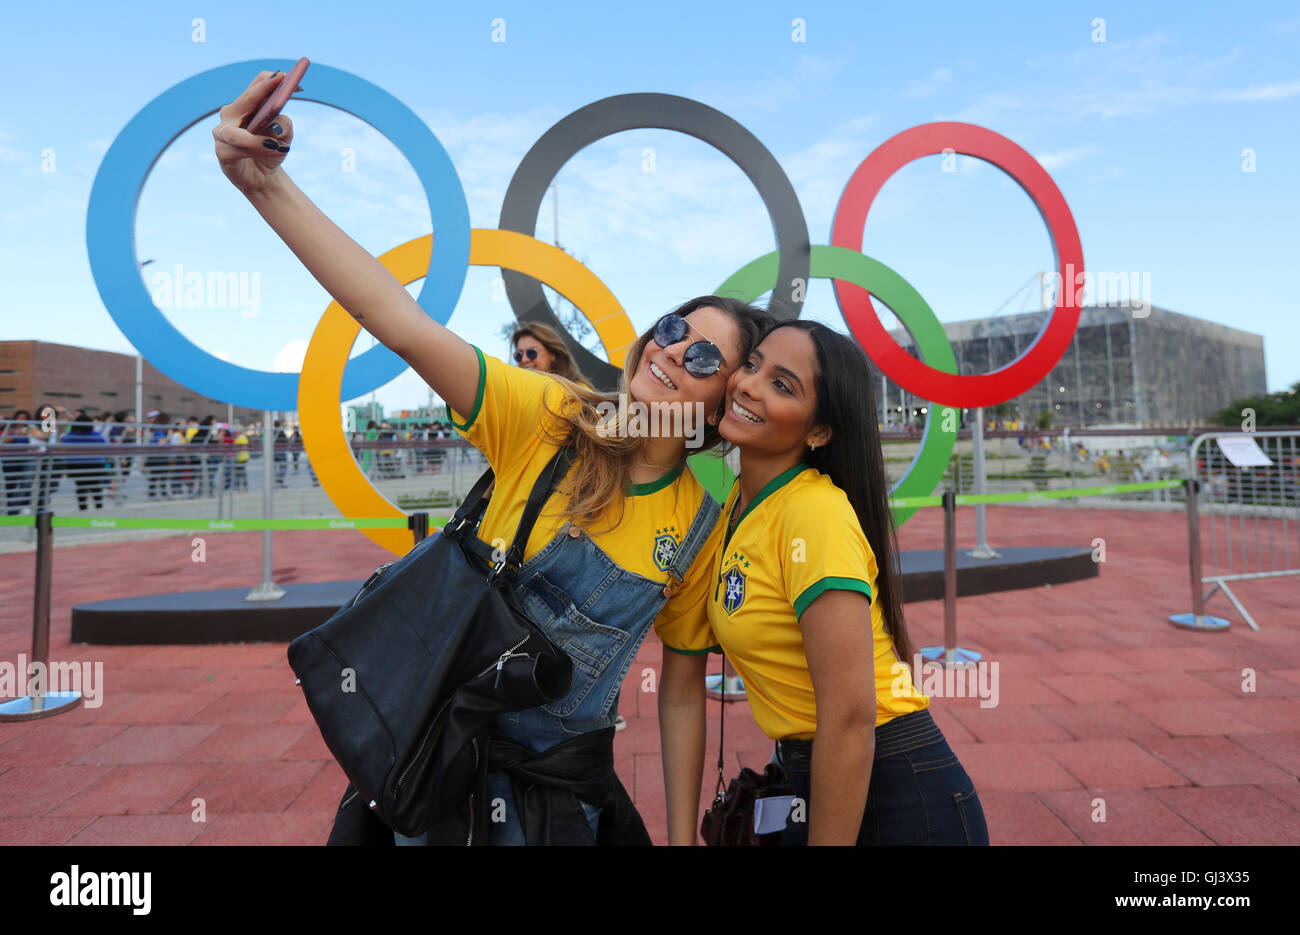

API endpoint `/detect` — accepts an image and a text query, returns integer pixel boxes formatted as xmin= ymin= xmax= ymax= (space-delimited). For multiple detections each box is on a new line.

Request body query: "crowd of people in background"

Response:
xmin=353 ymin=419 xmax=468 ymax=479
xmin=0 ymin=406 xmax=475 ymax=515
xmin=0 ymin=407 xmax=267 ymax=514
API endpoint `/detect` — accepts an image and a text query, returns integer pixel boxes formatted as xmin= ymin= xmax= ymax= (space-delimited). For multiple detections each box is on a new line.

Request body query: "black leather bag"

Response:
xmin=288 ymin=447 xmax=576 ymax=838
xmin=699 ymin=669 xmax=792 ymax=846
xmin=700 ymin=762 xmax=792 ymax=846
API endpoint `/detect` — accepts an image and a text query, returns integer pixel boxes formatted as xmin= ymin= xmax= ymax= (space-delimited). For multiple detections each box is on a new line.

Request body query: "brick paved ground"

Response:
xmin=0 ymin=504 xmax=1296 ymax=845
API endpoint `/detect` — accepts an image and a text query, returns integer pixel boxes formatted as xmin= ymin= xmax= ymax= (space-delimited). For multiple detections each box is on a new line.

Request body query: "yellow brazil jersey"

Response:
xmin=675 ymin=462 xmax=928 ymax=739
xmin=449 ymin=347 xmax=718 ymax=640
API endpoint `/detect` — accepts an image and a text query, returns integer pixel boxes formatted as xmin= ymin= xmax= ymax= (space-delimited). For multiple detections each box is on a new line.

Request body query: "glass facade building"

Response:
xmin=877 ymin=304 xmax=1267 ymax=426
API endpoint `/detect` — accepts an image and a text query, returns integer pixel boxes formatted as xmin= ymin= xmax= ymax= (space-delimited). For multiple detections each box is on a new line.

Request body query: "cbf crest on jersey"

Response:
xmin=652 ymin=526 xmax=680 ymax=572
xmin=723 ymin=565 xmax=747 ymax=614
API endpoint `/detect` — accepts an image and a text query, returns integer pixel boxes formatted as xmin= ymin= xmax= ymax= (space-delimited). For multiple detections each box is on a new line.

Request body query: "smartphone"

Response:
xmin=242 ymin=57 xmax=310 ymax=135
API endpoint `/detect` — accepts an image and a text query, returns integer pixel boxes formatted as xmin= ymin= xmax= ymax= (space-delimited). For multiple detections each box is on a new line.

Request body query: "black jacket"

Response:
xmin=326 ymin=726 xmax=650 ymax=846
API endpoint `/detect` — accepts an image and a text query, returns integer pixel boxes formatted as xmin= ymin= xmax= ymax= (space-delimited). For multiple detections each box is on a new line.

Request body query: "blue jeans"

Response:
xmin=398 ymin=493 xmax=719 ymax=846
xmin=776 ymin=708 xmax=989 ymax=846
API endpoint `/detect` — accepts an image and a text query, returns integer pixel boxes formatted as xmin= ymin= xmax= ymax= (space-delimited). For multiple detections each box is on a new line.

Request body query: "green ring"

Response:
xmin=712 ymin=244 xmax=958 ymax=527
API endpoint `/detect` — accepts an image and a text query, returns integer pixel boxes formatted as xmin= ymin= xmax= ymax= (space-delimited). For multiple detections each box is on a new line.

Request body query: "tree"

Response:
xmin=1036 ymin=409 xmax=1054 ymax=430
xmin=1211 ymin=381 xmax=1300 ymax=427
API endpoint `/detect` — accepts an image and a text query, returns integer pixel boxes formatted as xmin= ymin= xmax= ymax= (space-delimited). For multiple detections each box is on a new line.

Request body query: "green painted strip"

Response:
xmin=48 ymin=516 xmax=449 ymax=531
xmin=0 ymin=515 xmax=35 ymax=527
xmin=952 ymin=479 xmax=1183 ymax=506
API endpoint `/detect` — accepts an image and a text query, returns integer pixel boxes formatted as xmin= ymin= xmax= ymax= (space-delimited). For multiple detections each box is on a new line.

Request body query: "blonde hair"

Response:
xmin=537 ymin=296 xmax=774 ymax=531
xmin=510 ymin=321 xmax=589 ymax=385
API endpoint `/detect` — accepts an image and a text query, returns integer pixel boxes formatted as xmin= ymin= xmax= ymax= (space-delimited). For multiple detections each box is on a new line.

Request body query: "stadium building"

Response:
xmin=878 ymin=304 xmax=1267 ymax=427
xmin=0 ymin=341 xmax=263 ymax=424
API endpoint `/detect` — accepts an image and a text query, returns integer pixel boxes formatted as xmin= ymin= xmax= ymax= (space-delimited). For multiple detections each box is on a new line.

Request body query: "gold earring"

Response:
xmin=809 ymin=442 xmax=817 ymax=452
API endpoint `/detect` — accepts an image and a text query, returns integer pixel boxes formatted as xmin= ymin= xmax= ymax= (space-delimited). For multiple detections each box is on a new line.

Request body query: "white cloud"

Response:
xmin=906 ymin=69 xmax=953 ymax=98
xmin=1213 ymin=80 xmax=1300 ymax=102
xmin=1034 ymin=145 xmax=1101 ymax=171
xmin=273 ymin=339 xmax=308 ymax=373
xmin=691 ymin=55 xmax=848 ymax=114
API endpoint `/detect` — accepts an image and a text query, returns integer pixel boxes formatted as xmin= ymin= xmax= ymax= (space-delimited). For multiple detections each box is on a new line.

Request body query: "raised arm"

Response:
xmin=212 ymin=70 xmax=479 ymax=416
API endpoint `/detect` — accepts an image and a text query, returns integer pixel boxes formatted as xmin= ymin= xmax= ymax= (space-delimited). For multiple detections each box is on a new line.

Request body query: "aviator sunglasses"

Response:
xmin=512 ymin=347 xmax=539 ymax=364
xmin=652 ymin=314 xmax=724 ymax=378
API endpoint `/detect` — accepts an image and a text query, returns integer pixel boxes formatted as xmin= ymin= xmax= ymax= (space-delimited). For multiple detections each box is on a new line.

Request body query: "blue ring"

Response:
xmin=86 ymin=59 xmax=470 ymax=411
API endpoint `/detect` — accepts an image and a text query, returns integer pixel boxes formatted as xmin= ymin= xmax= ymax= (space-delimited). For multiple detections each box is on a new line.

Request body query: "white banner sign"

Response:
xmin=1217 ymin=435 xmax=1273 ymax=468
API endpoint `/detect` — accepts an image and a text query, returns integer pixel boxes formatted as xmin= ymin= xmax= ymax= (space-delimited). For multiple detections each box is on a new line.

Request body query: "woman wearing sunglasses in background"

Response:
xmin=510 ymin=321 xmax=591 ymax=388
xmin=659 ymin=320 xmax=989 ymax=846
xmin=213 ymin=71 xmax=772 ymax=845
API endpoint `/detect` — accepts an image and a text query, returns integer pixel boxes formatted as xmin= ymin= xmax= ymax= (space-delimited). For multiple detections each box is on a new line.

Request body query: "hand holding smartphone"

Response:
xmin=242 ymin=57 xmax=310 ymax=134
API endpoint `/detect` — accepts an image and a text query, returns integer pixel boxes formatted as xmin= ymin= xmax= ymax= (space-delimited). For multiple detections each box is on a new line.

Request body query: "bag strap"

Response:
xmin=447 ymin=436 xmax=570 ymax=537
xmin=445 ymin=467 xmax=497 ymax=535
xmin=502 ymin=445 xmax=576 ymax=574
xmin=712 ymin=662 xmax=726 ymax=803
xmin=461 ymin=444 xmax=575 ymax=581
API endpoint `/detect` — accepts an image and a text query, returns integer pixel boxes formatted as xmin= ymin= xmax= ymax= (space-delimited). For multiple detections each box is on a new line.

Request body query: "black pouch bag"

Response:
xmin=699 ymin=669 xmax=792 ymax=846
xmin=288 ymin=446 xmax=576 ymax=837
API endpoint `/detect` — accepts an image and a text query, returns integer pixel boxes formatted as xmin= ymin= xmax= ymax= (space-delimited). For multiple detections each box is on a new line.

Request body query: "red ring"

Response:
xmin=831 ymin=122 xmax=1084 ymax=407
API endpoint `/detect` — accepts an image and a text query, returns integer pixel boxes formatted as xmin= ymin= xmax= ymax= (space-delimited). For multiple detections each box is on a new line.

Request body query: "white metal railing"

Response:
xmin=1172 ymin=430 xmax=1300 ymax=631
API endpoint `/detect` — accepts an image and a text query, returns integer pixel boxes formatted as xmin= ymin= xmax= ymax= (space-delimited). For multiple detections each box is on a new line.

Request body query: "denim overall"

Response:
xmin=397 ymin=491 xmax=720 ymax=846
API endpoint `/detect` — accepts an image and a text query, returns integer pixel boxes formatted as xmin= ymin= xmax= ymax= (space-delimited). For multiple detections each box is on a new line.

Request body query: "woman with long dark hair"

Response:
xmin=659 ymin=320 xmax=988 ymax=845
xmin=212 ymin=70 xmax=773 ymax=845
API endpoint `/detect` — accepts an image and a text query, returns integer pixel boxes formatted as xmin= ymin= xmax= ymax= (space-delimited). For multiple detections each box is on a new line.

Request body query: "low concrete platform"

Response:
xmin=71 ymin=580 xmax=366 ymax=644
xmin=70 ymin=546 xmax=1095 ymax=644
xmin=899 ymin=545 xmax=1097 ymax=602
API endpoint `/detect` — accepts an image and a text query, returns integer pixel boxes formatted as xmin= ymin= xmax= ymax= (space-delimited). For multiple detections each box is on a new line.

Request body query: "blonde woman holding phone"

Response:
xmin=213 ymin=71 xmax=772 ymax=844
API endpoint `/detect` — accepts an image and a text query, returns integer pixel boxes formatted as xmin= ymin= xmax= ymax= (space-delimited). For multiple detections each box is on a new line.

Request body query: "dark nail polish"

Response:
xmin=268 ymin=123 xmax=283 ymax=136
xmin=262 ymin=139 xmax=279 ymax=150
xmin=278 ymin=145 xmax=290 ymax=154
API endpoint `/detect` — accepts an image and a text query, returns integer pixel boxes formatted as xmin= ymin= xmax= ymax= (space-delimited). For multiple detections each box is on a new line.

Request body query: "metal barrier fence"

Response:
xmin=1173 ymin=430 xmax=1300 ymax=631
xmin=722 ymin=425 xmax=1204 ymax=503
xmin=927 ymin=425 xmax=1204 ymax=502
xmin=0 ymin=419 xmax=486 ymax=549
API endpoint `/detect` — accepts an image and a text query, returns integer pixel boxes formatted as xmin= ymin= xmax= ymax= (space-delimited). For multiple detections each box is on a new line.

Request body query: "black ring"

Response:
xmin=499 ymin=93 xmax=810 ymax=389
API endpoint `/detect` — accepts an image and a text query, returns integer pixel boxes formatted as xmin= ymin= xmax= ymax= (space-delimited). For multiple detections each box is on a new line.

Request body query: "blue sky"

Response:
xmin=2 ymin=0 xmax=1297 ymax=415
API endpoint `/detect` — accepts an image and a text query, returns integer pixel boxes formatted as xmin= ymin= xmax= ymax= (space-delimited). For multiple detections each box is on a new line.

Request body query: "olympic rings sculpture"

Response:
xmin=86 ymin=58 xmax=1084 ymax=554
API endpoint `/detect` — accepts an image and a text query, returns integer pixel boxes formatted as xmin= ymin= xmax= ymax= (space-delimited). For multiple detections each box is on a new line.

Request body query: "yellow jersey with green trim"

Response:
xmin=448 ymin=347 xmax=719 ymax=640
xmin=701 ymin=463 xmax=928 ymax=739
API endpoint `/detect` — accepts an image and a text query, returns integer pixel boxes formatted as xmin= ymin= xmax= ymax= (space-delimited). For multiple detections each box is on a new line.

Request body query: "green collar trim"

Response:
xmin=725 ymin=462 xmax=809 ymax=547
xmin=628 ymin=459 xmax=685 ymax=497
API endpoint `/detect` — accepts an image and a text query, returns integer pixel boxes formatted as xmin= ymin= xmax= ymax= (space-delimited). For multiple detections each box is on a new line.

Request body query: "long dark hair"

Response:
xmin=766 ymin=320 xmax=915 ymax=666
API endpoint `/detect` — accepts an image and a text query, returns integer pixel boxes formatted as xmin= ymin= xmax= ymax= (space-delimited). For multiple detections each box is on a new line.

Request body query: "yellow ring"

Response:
xmin=299 ymin=228 xmax=637 ymax=554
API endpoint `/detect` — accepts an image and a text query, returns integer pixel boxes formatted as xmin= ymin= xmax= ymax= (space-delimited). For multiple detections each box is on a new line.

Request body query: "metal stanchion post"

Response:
xmin=921 ymin=491 xmax=981 ymax=668
xmin=246 ymin=411 xmax=285 ymax=602
xmin=408 ymin=511 xmax=429 ymax=544
xmin=1170 ymin=476 xmax=1229 ymax=631
xmin=1063 ymin=426 xmax=1073 ymax=500
xmin=0 ymin=511 xmax=82 ymax=721
xmin=970 ymin=407 xmax=999 ymax=558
